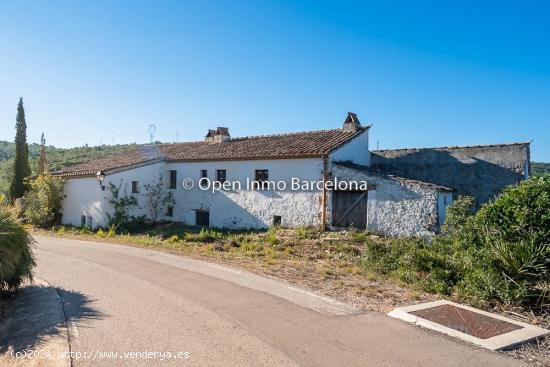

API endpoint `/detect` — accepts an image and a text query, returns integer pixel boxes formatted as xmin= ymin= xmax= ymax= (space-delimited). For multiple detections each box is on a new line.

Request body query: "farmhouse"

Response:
xmin=52 ymin=113 xmax=530 ymax=237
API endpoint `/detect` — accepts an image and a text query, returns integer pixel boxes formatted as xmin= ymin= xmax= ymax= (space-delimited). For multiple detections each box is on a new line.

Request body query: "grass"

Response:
xmin=35 ymin=224 xmax=410 ymax=285
xmin=33 ymin=223 xmax=439 ymax=315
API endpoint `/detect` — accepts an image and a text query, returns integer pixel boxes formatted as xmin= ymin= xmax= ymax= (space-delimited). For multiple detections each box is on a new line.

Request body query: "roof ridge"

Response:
xmin=158 ymin=126 xmax=369 ymax=146
xmin=234 ymin=127 xmax=351 ymax=139
xmin=373 ymin=141 xmax=531 ymax=153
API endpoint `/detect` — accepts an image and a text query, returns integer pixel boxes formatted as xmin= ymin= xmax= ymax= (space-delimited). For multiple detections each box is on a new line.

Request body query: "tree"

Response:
xmin=37 ymin=132 xmax=48 ymax=175
xmin=143 ymin=174 xmax=175 ymax=222
xmin=23 ymin=174 xmax=65 ymax=227
xmin=9 ymin=98 xmax=31 ymax=201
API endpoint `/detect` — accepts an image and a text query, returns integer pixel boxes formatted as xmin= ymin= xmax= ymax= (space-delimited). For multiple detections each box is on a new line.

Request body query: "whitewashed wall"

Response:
xmin=331 ymin=164 xmax=442 ymax=237
xmin=60 ymin=132 xmax=376 ymax=231
xmin=103 ymin=161 xmax=167 ymax=221
xmin=330 ymin=129 xmax=370 ymax=166
xmin=60 ymin=161 xmax=166 ymax=229
xmin=166 ymin=158 xmax=324 ymax=229
xmin=61 ymin=177 xmax=105 ymax=229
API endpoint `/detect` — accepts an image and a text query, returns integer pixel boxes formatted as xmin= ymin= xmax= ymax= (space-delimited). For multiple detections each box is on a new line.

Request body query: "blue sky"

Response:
xmin=1 ymin=0 xmax=549 ymax=161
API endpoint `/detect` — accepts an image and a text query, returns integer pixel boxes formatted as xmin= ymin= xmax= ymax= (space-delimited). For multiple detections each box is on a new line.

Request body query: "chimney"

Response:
xmin=205 ymin=127 xmax=231 ymax=143
xmin=205 ymin=129 xmax=217 ymax=143
xmin=342 ymin=112 xmax=361 ymax=132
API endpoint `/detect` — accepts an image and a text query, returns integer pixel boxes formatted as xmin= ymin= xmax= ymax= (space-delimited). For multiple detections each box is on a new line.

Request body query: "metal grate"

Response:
xmin=410 ymin=304 xmax=522 ymax=339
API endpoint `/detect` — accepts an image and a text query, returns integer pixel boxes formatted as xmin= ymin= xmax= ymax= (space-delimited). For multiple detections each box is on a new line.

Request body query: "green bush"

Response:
xmin=363 ymin=177 xmax=550 ymax=307
xmin=0 ymin=201 xmax=35 ymax=290
xmin=475 ymin=177 xmax=550 ymax=304
xmin=364 ymin=237 xmax=460 ymax=294
xmin=23 ymin=174 xmax=65 ymax=227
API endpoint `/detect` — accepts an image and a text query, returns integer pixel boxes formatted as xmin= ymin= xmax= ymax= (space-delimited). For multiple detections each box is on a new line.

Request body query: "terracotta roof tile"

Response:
xmin=53 ymin=127 xmax=368 ymax=177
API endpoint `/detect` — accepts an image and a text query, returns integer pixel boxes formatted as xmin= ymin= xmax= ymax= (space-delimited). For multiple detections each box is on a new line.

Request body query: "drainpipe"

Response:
xmin=320 ymin=155 xmax=329 ymax=231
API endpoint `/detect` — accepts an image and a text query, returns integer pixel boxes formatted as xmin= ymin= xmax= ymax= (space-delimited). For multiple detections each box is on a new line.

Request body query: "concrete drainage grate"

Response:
xmin=388 ymin=300 xmax=549 ymax=350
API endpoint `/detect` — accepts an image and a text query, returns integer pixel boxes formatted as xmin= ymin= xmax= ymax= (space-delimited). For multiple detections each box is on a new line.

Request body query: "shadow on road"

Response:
xmin=0 ymin=285 xmax=105 ymax=354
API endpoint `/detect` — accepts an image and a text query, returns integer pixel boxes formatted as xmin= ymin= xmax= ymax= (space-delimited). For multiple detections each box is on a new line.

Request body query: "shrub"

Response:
xmin=363 ymin=176 xmax=550 ymax=307
xmin=474 ymin=177 xmax=550 ymax=304
xmin=184 ymin=228 xmax=224 ymax=243
xmin=266 ymin=227 xmax=280 ymax=245
xmin=23 ymin=174 xmax=65 ymax=227
xmin=296 ymin=226 xmax=317 ymax=240
xmin=0 ymin=202 xmax=35 ymax=290
xmin=364 ymin=237 xmax=460 ymax=294
xmin=165 ymin=235 xmax=181 ymax=245
xmin=106 ymin=181 xmax=139 ymax=231
xmin=142 ymin=174 xmax=175 ymax=223
xmin=107 ymin=225 xmax=116 ymax=237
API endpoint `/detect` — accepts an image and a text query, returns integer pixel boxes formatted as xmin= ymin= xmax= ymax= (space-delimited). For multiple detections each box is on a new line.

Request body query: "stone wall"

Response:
xmin=371 ymin=143 xmax=530 ymax=204
xmin=331 ymin=164 xmax=444 ymax=237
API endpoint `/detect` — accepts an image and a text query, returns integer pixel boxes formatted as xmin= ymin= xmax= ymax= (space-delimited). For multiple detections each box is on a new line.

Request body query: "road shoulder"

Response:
xmin=0 ymin=279 xmax=70 ymax=367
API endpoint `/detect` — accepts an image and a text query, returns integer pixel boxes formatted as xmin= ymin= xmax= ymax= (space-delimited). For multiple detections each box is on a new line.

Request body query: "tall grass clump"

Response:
xmin=0 ymin=200 xmax=35 ymax=291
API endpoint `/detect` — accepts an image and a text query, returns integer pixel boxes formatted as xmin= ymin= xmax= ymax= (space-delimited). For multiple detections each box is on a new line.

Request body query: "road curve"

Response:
xmin=34 ymin=236 xmax=525 ymax=367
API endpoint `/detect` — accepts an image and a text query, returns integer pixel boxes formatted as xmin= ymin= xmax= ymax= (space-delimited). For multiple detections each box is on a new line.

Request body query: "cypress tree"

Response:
xmin=37 ymin=132 xmax=48 ymax=175
xmin=9 ymin=98 xmax=31 ymax=200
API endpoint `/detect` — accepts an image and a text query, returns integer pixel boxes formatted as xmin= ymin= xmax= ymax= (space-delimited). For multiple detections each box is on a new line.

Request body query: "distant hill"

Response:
xmin=0 ymin=140 xmax=137 ymax=197
xmin=532 ymin=162 xmax=550 ymax=176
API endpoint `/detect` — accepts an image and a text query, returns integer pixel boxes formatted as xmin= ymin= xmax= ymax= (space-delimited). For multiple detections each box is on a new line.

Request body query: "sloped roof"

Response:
xmin=53 ymin=127 xmax=368 ymax=177
xmin=334 ymin=162 xmax=454 ymax=192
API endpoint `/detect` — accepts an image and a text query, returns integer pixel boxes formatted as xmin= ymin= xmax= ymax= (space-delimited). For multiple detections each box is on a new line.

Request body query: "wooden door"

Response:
xmin=331 ymin=191 xmax=368 ymax=229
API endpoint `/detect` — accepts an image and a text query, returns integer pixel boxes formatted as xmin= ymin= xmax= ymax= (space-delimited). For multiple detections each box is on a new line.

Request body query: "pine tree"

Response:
xmin=9 ymin=98 xmax=31 ymax=200
xmin=37 ymin=132 xmax=48 ymax=175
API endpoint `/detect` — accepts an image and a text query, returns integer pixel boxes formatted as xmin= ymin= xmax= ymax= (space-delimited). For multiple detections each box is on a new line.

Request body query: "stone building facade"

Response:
xmin=53 ymin=113 xmax=530 ymax=237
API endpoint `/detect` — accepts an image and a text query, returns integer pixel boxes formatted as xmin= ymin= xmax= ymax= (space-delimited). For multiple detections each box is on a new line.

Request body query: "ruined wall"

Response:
xmin=371 ymin=143 xmax=530 ymax=204
xmin=331 ymin=164 xmax=442 ymax=237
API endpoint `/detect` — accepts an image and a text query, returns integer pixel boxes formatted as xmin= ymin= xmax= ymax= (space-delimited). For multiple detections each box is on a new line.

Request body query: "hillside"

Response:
xmin=532 ymin=162 xmax=550 ymax=176
xmin=0 ymin=140 xmax=137 ymax=196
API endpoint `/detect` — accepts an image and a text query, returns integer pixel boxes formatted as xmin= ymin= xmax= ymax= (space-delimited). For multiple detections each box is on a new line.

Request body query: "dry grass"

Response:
xmin=34 ymin=225 xmax=436 ymax=312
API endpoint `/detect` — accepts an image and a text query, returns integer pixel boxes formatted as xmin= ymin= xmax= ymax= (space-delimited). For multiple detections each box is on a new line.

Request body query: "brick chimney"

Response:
xmin=205 ymin=127 xmax=231 ymax=143
xmin=342 ymin=112 xmax=361 ymax=132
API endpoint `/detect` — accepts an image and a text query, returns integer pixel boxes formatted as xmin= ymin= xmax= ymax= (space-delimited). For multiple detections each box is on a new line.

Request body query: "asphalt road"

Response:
xmin=34 ymin=236 xmax=526 ymax=367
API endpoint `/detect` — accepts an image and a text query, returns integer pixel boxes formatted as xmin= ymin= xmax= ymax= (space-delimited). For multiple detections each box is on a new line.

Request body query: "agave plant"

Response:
xmin=0 ymin=202 xmax=35 ymax=291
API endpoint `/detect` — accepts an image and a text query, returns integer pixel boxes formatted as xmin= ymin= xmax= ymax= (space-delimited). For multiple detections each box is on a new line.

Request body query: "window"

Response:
xmin=254 ymin=169 xmax=269 ymax=189
xmin=81 ymin=215 xmax=86 ymax=227
xmin=169 ymin=170 xmax=177 ymax=189
xmin=196 ymin=210 xmax=209 ymax=226
xmin=131 ymin=181 xmax=139 ymax=193
xmin=166 ymin=206 xmax=174 ymax=217
xmin=216 ymin=169 xmax=226 ymax=183
xmin=200 ymin=169 xmax=208 ymax=178
xmin=272 ymin=215 xmax=282 ymax=226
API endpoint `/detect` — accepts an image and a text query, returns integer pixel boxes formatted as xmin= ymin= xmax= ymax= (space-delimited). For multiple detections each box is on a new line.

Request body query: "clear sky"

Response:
xmin=1 ymin=0 xmax=549 ymax=160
